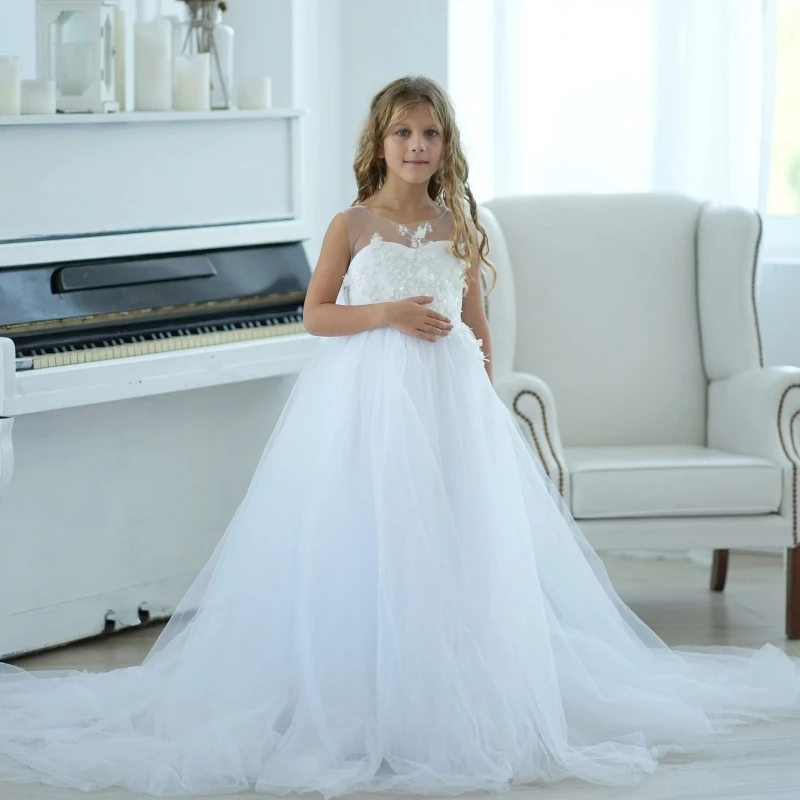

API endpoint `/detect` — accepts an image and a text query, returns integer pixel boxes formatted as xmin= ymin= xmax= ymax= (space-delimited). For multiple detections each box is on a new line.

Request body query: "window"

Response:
xmin=766 ymin=0 xmax=800 ymax=216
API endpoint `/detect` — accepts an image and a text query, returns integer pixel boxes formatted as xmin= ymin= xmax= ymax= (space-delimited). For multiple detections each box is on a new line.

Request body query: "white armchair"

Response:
xmin=480 ymin=193 xmax=800 ymax=638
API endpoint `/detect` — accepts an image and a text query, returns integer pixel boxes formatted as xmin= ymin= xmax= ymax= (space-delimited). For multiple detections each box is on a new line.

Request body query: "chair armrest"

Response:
xmin=494 ymin=370 xmax=568 ymax=499
xmin=708 ymin=366 xmax=800 ymax=467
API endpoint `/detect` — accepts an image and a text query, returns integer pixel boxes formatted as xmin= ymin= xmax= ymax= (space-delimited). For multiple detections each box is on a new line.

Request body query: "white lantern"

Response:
xmin=36 ymin=0 xmax=120 ymax=113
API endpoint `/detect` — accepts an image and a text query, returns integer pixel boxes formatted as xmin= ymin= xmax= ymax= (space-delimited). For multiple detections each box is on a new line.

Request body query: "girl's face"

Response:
xmin=379 ymin=103 xmax=444 ymax=186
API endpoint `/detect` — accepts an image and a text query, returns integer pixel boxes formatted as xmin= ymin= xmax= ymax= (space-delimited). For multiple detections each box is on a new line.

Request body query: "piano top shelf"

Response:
xmin=0 ymin=109 xmax=304 ymax=127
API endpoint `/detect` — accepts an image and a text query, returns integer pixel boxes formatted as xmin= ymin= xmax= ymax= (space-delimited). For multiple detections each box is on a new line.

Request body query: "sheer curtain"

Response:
xmin=448 ymin=0 xmax=766 ymax=208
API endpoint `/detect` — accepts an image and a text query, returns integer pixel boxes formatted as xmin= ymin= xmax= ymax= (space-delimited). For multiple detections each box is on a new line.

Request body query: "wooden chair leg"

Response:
xmin=786 ymin=546 xmax=800 ymax=639
xmin=710 ymin=549 xmax=729 ymax=591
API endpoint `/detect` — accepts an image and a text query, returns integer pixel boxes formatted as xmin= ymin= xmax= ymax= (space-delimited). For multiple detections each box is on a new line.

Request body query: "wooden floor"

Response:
xmin=3 ymin=553 xmax=800 ymax=800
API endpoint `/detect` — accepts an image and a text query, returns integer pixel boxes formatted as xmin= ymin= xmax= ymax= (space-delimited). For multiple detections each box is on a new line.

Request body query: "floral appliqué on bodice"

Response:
xmin=341 ymin=218 xmax=488 ymax=365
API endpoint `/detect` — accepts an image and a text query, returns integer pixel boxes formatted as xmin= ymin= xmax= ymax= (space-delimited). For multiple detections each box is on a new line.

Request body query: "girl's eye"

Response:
xmin=396 ymin=129 xmax=439 ymax=137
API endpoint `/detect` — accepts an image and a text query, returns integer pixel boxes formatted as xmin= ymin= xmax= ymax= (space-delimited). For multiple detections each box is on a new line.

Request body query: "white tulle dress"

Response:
xmin=1 ymin=204 xmax=800 ymax=798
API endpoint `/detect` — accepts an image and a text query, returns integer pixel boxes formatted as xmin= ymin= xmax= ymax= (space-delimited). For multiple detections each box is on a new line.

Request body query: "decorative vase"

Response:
xmin=176 ymin=0 xmax=234 ymax=110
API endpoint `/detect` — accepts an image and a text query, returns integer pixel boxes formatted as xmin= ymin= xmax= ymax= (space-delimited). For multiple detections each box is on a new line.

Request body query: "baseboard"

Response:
xmin=610 ymin=548 xmax=783 ymax=567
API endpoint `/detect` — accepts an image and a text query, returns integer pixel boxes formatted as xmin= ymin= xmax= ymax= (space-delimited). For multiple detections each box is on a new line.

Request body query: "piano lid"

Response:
xmin=0 ymin=241 xmax=311 ymax=340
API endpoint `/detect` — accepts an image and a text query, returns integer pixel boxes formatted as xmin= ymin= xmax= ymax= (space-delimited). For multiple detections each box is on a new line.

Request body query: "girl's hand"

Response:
xmin=383 ymin=296 xmax=454 ymax=342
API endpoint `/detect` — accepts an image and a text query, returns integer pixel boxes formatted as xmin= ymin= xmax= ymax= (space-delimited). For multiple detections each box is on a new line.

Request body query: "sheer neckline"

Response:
xmin=354 ymin=203 xmax=448 ymax=226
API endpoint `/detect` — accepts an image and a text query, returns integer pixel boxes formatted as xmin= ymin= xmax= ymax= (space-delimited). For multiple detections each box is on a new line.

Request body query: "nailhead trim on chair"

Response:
xmin=752 ymin=210 xmax=765 ymax=369
xmin=512 ymin=389 xmax=566 ymax=496
xmin=777 ymin=386 xmax=800 ymax=546
xmin=790 ymin=406 xmax=800 ymax=546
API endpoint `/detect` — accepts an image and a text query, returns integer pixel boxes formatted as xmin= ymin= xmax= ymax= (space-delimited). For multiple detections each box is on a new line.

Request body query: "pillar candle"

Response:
xmin=237 ymin=76 xmax=272 ymax=110
xmin=0 ymin=56 xmax=21 ymax=115
xmin=161 ymin=15 xmax=183 ymax=93
xmin=134 ymin=18 xmax=172 ymax=111
xmin=115 ymin=7 xmax=126 ymax=111
xmin=174 ymin=54 xmax=210 ymax=111
xmin=21 ymin=80 xmax=56 ymax=114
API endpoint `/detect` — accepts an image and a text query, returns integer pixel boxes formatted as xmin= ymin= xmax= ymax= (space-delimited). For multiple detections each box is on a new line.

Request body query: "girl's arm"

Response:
xmin=302 ymin=213 xmax=389 ymax=336
xmin=461 ymin=252 xmax=493 ymax=384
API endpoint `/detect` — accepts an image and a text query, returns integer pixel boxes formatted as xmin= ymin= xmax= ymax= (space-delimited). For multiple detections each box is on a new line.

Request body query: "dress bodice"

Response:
xmin=340 ymin=205 xmax=486 ymax=362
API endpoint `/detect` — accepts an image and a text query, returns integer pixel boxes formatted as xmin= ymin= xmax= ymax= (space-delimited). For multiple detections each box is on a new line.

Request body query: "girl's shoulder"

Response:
xmin=339 ymin=204 xmax=374 ymax=237
xmin=342 ymin=204 xmax=369 ymax=216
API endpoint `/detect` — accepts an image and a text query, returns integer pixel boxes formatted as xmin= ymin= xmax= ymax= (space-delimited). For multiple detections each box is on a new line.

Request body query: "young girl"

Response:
xmin=1 ymin=74 xmax=799 ymax=799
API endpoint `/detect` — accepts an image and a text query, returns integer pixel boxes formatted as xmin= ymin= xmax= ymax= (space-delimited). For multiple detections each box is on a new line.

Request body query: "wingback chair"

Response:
xmin=479 ymin=193 xmax=800 ymax=638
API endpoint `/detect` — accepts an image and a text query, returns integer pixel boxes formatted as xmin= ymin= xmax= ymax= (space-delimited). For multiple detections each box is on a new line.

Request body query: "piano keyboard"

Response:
xmin=15 ymin=318 xmax=308 ymax=371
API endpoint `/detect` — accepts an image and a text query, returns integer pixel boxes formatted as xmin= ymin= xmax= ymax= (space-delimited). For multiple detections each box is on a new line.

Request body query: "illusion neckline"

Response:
xmin=354 ymin=203 xmax=448 ymax=227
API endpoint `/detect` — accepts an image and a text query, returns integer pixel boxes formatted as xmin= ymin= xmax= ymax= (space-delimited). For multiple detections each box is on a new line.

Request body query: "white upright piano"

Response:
xmin=0 ymin=109 xmax=319 ymax=659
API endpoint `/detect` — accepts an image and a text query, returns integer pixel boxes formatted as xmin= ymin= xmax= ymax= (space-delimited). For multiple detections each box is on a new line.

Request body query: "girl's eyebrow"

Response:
xmin=392 ymin=121 xmax=441 ymax=129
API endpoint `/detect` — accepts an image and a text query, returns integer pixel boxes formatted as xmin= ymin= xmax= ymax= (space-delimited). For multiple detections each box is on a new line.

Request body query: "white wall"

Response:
xmin=225 ymin=0 xmax=448 ymax=263
xmin=758 ymin=262 xmax=800 ymax=368
xmin=0 ymin=0 xmax=36 ymax=79
xmin=337 ymin=0 xmax=448 ymax=211
xmin=223 ymin=0 xmax=293 ymax=109
xmin=288 ymin=0 xmax=344 ymax=265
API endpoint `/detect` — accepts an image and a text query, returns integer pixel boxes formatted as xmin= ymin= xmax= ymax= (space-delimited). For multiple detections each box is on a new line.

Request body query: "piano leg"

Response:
xmin=0 ymin=418 xmax=12 ymax=497
xmin=0 ymin=336 xmax=16 ymax=498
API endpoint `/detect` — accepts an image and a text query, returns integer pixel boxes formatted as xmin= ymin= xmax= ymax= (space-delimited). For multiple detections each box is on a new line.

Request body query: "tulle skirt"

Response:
xmin=1 ymin=327 xmax=799 ymax=798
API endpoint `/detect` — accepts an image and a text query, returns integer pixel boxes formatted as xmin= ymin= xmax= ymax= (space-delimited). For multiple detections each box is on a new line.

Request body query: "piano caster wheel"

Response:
xmin=103 ymin=606 xmax=150 ymax=633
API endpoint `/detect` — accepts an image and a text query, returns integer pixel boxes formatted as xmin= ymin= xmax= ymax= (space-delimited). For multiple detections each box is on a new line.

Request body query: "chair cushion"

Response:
xmin=564 ymin=444 xmax=782 ymax=519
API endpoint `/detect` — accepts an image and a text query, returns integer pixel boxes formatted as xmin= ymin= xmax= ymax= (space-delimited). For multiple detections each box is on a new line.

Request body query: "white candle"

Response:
xmin=170 ymin=17 xmax=185 ymax=69
xmin=20 ymin=80 xmax=56 ymax=114
xmin=174 ymin=54 xmax=209 ymax=111
xmin=134 ymin=18 xmax=172 ymax=111
xmin=162 ymin=15 xmax=184 ymax=93
xmin=0 ymin=56 xmax=21 ymax=115
xmin=115 ymin=7 xmax=126 ymax=111
xmin=237 ymin=76 xmax=272 ymax=110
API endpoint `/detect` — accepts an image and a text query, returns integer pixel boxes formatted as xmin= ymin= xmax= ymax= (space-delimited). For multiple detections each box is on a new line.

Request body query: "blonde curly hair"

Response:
xmin=352 ymin=75 xmax=496 ymax=294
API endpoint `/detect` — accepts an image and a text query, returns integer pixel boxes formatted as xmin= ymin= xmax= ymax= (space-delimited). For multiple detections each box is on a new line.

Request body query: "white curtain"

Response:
xmin=448 ymin=0 xmax=766 ymax=208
